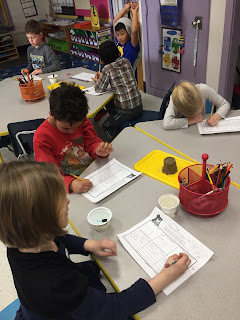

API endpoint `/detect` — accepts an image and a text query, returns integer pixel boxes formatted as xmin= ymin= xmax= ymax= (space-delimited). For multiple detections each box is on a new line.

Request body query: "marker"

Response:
xmin=164 ymin=260 xmax=178 ymax=268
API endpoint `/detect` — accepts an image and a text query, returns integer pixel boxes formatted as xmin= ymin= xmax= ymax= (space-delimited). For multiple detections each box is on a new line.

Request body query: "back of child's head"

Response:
xmin=115 ymin=17 xmax=132 ymax=38
xmin=0 ymin=161 xmax=67 ymax=249
xmin=99 ymin=40 xmax=120 ymax=65
xmin=25 ymin=20 xmax=42 ymax=35
xmin=172 ymin=81 xmax=203 ymax=117
xmin=49 ymin=82 xmax=89 ymax=125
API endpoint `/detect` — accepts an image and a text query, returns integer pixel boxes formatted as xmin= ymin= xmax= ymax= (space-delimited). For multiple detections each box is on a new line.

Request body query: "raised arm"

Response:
xmin=113 ymin=3 xmax=131 ymax=27
xmin=130 ymin=2 xmax=140 ymax=47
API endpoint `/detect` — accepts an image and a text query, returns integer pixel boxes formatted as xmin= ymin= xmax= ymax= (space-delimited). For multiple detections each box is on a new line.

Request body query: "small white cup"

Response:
xmin=87 ymin=207 xmax=112 ymax=232
xmin=48 ymin=74 xmax=58 ymax=84
xmin=158 ymin=194 xmax=180 ymax=218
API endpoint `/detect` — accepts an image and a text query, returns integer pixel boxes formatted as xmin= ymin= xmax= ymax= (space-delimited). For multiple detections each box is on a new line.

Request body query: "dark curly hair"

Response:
xmin=25 ymin=20 xmax=42 ymax=35
xmin=98 ymin=40 xmax=120 ymax=65
xmin=49 ymin=82 xmax=89 ymax=125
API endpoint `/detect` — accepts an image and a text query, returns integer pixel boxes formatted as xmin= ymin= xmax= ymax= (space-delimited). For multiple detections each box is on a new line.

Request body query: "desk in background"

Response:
xmin=0 ymin=67 xmax=113 ymax=132
xmin=68 ymin=127 xmax=240 ymax=320
xmin=135 ymin=110 xmax=240 ymax=186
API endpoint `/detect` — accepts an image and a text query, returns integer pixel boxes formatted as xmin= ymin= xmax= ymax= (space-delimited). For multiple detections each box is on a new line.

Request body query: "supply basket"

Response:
xmin=19 ymin=70 xmax=45 ymax=101
xmin=178 ymin=163 xmax=230 ymax=217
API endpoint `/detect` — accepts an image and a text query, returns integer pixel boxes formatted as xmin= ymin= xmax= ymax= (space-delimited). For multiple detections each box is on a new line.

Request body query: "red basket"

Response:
xmin=19 ymin=80 xmax=45 ymax=101
xmin=178 ymin=164 xmax=231 ymax=217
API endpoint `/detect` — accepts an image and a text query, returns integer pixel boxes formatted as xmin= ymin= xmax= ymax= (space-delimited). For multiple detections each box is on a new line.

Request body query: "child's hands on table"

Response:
xmin=84 ymin=239 xmax=117 ymax=257
xmin=95 ymin=142 xmax=113 ymax=157
xmin=206 ymin=113 xmax=221 ymax=126
xmin=70 ymin=178 xmax=92 ymax=194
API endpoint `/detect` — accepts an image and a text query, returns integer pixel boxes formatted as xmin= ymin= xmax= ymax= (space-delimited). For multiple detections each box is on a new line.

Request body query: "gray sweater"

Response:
xmin=26 ymin=42 xmax=61 ymax=73
xmin=163 ymin=83 xmax=230 ymax=130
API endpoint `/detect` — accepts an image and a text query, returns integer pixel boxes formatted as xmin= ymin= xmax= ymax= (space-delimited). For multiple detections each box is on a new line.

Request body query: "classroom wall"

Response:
xmin=205 ymin=0 xmax=226 ymax=91
xmin=6 ymin=0 xmax=50 ymax=47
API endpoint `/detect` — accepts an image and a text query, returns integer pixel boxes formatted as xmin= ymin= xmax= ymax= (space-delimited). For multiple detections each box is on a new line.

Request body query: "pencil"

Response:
xmin=210 ymin=102 xmax=215 ymax=119
xmin=71 ymin=174 xmax=84 ymax=181
xmin=206 ymin=168 xmax=213 ymax=185
xmin=99 ymin=63 xmax=101 ymax=73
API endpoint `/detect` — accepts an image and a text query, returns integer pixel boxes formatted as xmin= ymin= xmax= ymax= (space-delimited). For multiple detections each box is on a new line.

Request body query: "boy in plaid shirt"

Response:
xmin=93 ymin=41 xmax=142 ymax=141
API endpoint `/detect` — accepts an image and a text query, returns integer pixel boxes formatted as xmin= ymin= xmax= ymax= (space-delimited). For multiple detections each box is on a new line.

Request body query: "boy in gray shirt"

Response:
xmin=21 ymin=20 xmax=61 ymax=76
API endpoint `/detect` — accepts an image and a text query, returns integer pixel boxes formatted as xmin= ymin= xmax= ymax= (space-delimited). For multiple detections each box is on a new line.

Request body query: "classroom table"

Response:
xmin=135 ymin=110 xmax=240 ymax=186
xmin=0 ymin=67 xmax=113 ymax=132
xmin=68 ymin=127 xmax=240 ymax=320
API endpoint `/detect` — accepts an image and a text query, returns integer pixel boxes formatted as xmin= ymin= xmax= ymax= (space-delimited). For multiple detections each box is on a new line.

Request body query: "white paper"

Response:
xmin=197 ymin=116 xmax=240 ymax=134
xmin=82 ymin=85 xmax=111 ymax=96
xmin=117 ymin=207 xmax=214 ymax=295
xmin=32 ymin=75 xmax=42 ymax=81
xmin=71 ymin=72 xmax=95 ymax=82
xmin=82 ymin=159 xmax=141 ymax=203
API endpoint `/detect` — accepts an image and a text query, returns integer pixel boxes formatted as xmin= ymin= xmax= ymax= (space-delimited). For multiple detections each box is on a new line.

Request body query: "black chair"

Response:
xmin=120 ymin=81 xmax=175 ymax=130
xmin=7 ymin=118 xmax=45 ymax=159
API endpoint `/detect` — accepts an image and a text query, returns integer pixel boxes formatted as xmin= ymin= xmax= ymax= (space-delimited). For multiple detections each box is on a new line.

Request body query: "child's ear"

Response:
xmin=40 ymin=32 xmax=44 ymax=39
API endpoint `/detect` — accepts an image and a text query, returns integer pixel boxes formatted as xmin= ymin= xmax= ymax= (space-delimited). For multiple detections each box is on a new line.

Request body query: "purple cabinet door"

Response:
xmin=141 ymin=0 xmax=211 ymax=98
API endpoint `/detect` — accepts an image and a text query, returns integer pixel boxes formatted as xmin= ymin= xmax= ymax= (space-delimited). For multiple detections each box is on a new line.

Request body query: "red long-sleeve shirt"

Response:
xmin=33 ymin=118 xmax=102 ymax=192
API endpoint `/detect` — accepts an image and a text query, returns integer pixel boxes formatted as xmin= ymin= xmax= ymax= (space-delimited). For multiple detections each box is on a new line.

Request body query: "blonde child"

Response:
xmin=163 ymin=81 xmax=230 ymax=130
xmin=0 ymin=161 xmax=190 ymax=320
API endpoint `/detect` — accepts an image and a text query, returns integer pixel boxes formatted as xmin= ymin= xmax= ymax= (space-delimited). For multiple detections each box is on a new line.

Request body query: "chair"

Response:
xmin=0 ymin=131 xmax=12 ymax=163
xmin=7 ymin=118 xmax=45 ymax=160
xmin=0 ymin=299 xmax=20 ymax=319
xmin=121 ymin=81 xmax=175 ymax=130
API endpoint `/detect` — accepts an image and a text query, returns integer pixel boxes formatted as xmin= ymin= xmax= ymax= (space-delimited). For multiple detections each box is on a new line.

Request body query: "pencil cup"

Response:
xmin=158 ymin=194 xmax=180 ymax=218
xmin=87 ymin=207 xmax=112 ymax=232
xmin=48 ymin=74 xmax=58 ymax=84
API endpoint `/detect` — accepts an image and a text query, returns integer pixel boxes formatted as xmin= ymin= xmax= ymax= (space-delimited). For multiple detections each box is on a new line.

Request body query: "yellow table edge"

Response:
xmin=86 ymin=94 xmax=114 ymax=118
xmin=68 ymin=218 xmax=141 ymax=320
xmin=135 ymin=126 xmax=240 ymax=190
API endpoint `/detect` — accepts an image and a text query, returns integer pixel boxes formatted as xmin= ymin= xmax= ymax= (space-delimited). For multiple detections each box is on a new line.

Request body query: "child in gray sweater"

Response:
xmin=21 ymin=20 xmax=61 ymax=76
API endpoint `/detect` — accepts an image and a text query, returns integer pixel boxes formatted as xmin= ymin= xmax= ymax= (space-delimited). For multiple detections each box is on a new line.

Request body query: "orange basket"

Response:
xmin=19 ymin=70 xmax=45 ymax=101
xmin=178 ymin=154 xmax=231 ymax=217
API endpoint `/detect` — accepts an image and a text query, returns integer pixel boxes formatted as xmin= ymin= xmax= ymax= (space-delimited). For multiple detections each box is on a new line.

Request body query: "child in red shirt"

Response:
xmin=33 ymin=82 xmax=113 ymax=194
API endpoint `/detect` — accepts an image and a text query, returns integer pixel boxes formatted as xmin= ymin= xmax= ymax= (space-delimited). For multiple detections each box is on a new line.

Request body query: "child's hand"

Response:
xmin=69 ymin=178 xmax=92 ymax=193
xmin=95 ymin=142 xmax=113 ymax=157
xmin=84 ymin=239 xmax=117 ymax=257
xmin=206 ymin=113 xmax=221 ymax=126
xmin=188 ymin=113 xmax=203 ymax=125
xmin=31 ymin=68 xmax=42 ymax=76
xmin=148 ymin=253 xmax=191 ymax=295
xmin=124 ymin=2 xmax=131 ymax=11
xmin=21 ymin=69 xmax=28 ymax=75
xmin=92 ymin=71 xmax=101 ymax=82
xmin=131 ymin=2 xmax=139 ymax=13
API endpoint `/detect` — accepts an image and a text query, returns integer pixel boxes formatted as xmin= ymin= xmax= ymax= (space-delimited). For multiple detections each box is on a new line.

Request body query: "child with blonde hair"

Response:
xmin=0 ymin=161 xmax=190 ymax=320
xmin=163 ymin=81 xmax=230 ymax=130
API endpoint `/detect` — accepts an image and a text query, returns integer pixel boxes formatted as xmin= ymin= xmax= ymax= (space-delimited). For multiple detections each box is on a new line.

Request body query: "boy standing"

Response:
xmin=93 ymin=41 xmax=142 ymax=141
xmin=33 ymin=82 xmax=113 ymax=194
xmin=21 ymin=20 xmax=61 ymax=76
xmin=113 ymin=2 xmax=140 ymax=66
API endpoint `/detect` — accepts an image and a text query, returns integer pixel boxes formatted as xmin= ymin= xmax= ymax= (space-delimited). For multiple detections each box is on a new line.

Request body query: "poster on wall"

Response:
xmin=162 ymin=28 xmax=181 ymax=73
xmin=20 ymin=0 xmax=38 ymax=18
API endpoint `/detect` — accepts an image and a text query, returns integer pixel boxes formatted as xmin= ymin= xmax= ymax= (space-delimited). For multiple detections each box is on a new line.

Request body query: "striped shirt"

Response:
xmin=94 ymin=57 xmax=142 ymax=110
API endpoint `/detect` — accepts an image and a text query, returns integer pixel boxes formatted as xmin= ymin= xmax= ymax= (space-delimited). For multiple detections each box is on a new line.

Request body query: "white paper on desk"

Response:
xmin=71 ymin=72 xmax=95 ymax=82
xmin=32 ymin=75 xmax=42 ymax=81
xmin=117 ymin=207 xmax=214 ymax=295
xmin=197 ymin=116 xmax=240 ymax=134
xmin=82 ymin=85 xmax=111 ymax=96
xmin=82 ymin=158 xmax=141 ymax=203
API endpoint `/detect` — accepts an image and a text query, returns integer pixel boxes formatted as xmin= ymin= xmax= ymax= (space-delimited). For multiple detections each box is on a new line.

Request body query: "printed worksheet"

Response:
xmin=82 ymin=159 xmax=141 ymax=203
xmin=117 ymin=207 xmax=214 ymax=295
xmin=71 ymin=72 xmax=95 ymax=82
xmin=82 ymin=85 xmax=111 ymax=96
xmin=197 ymin=116 xmax=240 ymax=134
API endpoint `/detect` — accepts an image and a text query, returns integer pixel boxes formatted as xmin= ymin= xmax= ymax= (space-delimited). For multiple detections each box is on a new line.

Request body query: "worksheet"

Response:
xmin=71 ymin=72 xmax=95 ymax=82
xmin=82 ymin=85 xmax=111 ymax=96
xmin=82 ymin=159 xmax=141 ymax=203
xmin=117 ymin=207 xmax=214 ymax=295
xmin=197 ymin=116 xmax=240 ymax=134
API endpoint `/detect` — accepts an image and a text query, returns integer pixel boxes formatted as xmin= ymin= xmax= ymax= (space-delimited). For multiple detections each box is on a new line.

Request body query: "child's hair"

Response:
xmin=25 ymin=20 xmax=42 ymax=35
xmin=172 ymin=81 xmax=204 ymax=117
xmin=99 ymin=41 xmax=120 ymax=65
xmin=115 ymin=22 xmax=126 ymax=32
xmin=0 ymin=161 xmax=67 ymax=249
xmin=49 ymin=82 xmax=89 ymax=125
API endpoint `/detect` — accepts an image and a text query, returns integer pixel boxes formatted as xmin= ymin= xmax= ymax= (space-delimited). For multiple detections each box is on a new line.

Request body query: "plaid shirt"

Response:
xmin=94 ymin=57 xmax=142 ymax=110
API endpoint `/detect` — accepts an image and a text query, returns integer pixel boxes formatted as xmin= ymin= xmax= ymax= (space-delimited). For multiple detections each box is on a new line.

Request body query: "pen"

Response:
xmin=71 ymin=174 xmax=84 ymax=181
xmin=164 ymin=260 xmax=178 ymax=268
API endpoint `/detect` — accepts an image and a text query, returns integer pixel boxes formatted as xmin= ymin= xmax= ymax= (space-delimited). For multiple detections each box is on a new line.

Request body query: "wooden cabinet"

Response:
xmin=0 ymin=33 xmax=19 ymax=64
xmin=68 ymin=24 xmax=112 ymax=63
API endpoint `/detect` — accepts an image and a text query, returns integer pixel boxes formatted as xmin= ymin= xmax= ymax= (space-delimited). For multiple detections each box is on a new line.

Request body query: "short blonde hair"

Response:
xmin=0 ymin=161 xmax=67 ymax=249
xmin=172 ymin=81 xmax=203 ymax=117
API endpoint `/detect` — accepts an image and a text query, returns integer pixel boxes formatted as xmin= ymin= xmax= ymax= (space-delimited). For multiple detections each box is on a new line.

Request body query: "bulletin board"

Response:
xmin=162 ymin=28 xmax=181 ymax=73
xmin=20 ymin=0 xmax=38 ymax=18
